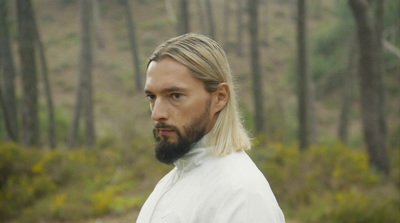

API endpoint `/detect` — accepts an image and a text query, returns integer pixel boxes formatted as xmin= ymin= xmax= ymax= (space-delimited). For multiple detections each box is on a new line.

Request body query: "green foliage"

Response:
xmin=38 ymin=104 xmax=71 ymax=144
xmin=310 ymin=1 xmax=354 ymax=97
xmin=250 ymin=142 xmax=400 ymax=223
xmin=0 ymin=143 xmax=54 ymax=219
xmin=1 ymin=140 xmax=399 ymax=222
xmin=329 ymin=188 xmax=400 ymax=223
xmin=0 ymin=139 xmax=168 ymax=222
xmin=91 ymin=181 xmax=145 ymax=216
xmin=239 ymin=102 xmax=255 ymax=134
xmin=384 ymin=0 xmax=400 ymax=31
xmin=309 ymin=0 xmax=399 ymax=99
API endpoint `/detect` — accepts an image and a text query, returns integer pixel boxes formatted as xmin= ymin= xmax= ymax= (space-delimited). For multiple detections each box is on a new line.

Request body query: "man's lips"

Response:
xmin=157 ymin=128 xmax=175 ymax=136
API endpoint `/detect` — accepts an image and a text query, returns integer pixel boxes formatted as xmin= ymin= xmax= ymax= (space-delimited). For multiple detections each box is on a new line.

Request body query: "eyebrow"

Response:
xmin=144 ymin=87 xmax=189 ymax=95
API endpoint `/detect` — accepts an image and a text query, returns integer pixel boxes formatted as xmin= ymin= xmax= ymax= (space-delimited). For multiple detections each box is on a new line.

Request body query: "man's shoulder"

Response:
xmin=197 ymin=151 xmax=285 ymax=222
xmin=202 ymin=151 xmax=270 ymax=190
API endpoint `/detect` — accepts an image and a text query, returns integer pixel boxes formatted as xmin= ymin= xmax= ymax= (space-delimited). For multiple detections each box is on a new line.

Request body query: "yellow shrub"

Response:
xmin=330 ymin=188 xmax=400 ymax=223
xmin=250 ymin=141 xmax=398 ymax=222
xmin=91 ymin=189 xmax=115 ymax=215
xmin=52 ymin=193 xmax=68 ymax=208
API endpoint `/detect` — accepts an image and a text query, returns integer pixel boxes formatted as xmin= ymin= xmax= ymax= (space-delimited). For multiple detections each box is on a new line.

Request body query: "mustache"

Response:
xmin=154 ymin=123 xmax=179 ymax=131
xmin=153 ymin=123 xmax=182 ymax=142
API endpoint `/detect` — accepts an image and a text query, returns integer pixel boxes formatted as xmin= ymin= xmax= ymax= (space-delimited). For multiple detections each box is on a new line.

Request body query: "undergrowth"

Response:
xmin=0 ymin=138 xmax=169 ymax=222
xmin=250 ymin=142 xmax=400 ymax=223
xmin=1 ymin=140 xmax=399 ymax=222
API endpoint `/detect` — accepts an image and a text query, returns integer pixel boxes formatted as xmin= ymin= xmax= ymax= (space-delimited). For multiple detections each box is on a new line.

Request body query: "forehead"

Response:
xmin=145 ymin=57 xmax=204 ymax=92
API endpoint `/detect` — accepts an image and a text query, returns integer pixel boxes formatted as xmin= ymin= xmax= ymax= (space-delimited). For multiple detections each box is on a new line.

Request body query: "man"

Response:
xmin=137 ymin=33 xmax=285 ymax=223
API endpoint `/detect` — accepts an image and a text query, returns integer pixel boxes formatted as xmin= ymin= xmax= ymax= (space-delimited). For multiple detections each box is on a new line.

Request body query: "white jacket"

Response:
xmin=136 ymin=138 xmax=285 ymax=223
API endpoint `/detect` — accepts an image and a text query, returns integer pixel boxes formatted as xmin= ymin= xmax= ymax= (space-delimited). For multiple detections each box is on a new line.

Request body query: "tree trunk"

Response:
xmin=196 ymin=0 xmax=207 ymax=34
xmin=0 ymin=0 xmax=18 ymax=142
xmin=0 ymin=82 xmax=17 ymax=141
xmin=338 ymin=38 xmax=356 ymax=143
xmin=165 ymin=0 xmax=177 ymax=24
xmin=374 ymin=0 xmax=386 ymax=139
xmin=248 ymin=0 xmax=265 ymax=134
xmin=178 ymin=0 xmax=190 ymax=34
xmin=260 ymin=0 xmax=269 ymax=46
xmin=82 ymin=0 xmax=96 ymax=147
xmin=205 ymin=0 xmax=215 ymax=40
xmin=69 ymin=0 xmax=95 ymax=148
xmin=309 ymin=80 xmax=318 ymax=144
xmin=297 ymin=0 xmax=310 ymax=150
xmin=120 ymin=0 xmax=142 ymax=91
xmin=223 ymin=0 xmax=231 ymax=49
xmin=17 ymin=0 xmax=39 ymax=147
xmin=92 ymin=0 xmax=105 ymax=49
xmin=68 ymin=81 xmax=83 ymax=148
xmin=236 ymin=0 xmax=244 ymax=56
xmin=0 ymin=58 xmax=2 ymax=141
xmin=348 ymin=0 xmax=390 ymax=175
xmin=31 ymin=4 xmax=56 ymax=148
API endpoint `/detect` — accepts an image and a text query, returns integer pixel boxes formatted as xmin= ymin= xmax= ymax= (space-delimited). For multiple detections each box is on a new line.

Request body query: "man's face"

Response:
xmin=144 ymin=57 xmax=216 ymax=164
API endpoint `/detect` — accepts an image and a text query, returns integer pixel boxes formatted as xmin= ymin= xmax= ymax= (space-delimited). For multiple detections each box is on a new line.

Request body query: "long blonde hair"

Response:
xmin=148 ymin=33 xmax=251 ymax=156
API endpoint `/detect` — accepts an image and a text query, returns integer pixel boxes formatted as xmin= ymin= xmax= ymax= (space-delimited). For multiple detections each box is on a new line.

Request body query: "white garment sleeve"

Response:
xmin=205 ymin=187 xmax=285 ymax=223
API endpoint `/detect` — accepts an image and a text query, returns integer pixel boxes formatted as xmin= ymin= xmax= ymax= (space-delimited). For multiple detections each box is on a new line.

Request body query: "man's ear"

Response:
xmin=213 ymin=83 xmax=230 ymax=114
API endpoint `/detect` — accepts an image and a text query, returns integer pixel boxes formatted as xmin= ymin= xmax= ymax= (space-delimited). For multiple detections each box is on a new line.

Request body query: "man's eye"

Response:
xmin=171 ymin=93 xmax=182 ymax=99
xmin=146 ymin=95 xmax=156 ymax=101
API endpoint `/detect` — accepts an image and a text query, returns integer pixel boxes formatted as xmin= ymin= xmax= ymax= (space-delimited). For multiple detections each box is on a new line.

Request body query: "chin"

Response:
xmin=161 ymin=132 xmax=177 ymax=139
xmin=166 ymin=137 xmax=179 ymax=143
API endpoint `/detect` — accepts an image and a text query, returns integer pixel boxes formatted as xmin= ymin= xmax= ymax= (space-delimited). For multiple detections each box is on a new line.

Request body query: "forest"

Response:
xmin=0 ymin=0 xmax=399 ymax=222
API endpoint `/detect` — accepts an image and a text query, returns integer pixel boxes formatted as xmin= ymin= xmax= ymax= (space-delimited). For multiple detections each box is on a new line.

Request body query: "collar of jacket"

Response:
xmin=173 ymin=134 xmax=212 ymax=174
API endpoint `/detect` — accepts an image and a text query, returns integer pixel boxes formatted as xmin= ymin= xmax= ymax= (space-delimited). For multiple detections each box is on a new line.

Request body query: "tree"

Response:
xmin=32 ymin=4 xmax=56 ymax=148
xmin=0 ymin=83 xmax=17 ymax=141
xmin=178 ymin=0 xmax=190 ymax=34
xmin=348 ymin=0 xmax=390 ymax=174
xmin=92 ymin=0 xmax=105 ymax=49
xmin=259 ymin=0 xmax=270 ymax=46
xmin=17 ymin=0 xmax=39 ymax=147
xmin=236 ymin=0 xmax=244 ymax=56
xmin=69 ymin=0 xmax=96 ymax=148
xmin=195 ymin=0 xmax=207 ymax=34
xmin=0 ymin=0 xmax=18 ymax=142
xmin=120 ymin=0 xmax=142 ymax=91
xmin=374 ymin=0 xmax=386 ymax=140
xmin=296 ymin=0 xmax=311 ymax=150
xmin=205 ymin=0 xmax=215 ymax=39
xmin=248 ymin=0 xmax=266 ymax=134
xmin=223 ymin=0 xmax=231 ymax=49
xmin=308 ymin=80 xmax=318 ymax=144
xmin=165 ymin=0 xmax=177 ymax=25
xmin=338 ymin=37 xmax=356 ymax=144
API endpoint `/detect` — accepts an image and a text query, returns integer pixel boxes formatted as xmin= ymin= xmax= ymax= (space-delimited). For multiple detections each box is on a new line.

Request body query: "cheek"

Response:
xmin=171 ymin=104 xmax=197 ymax=126
xmin=183 ymin=100 xmax=205 ymax=116
xmin=171 ymin=94 xmax=211 ymax=124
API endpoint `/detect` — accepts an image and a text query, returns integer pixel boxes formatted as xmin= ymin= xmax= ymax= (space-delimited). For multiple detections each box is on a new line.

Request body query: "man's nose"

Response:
xmin=151 ymin=98 xmax=168 ymax=122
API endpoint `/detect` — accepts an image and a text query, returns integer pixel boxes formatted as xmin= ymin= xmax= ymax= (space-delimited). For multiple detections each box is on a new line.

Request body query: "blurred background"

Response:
xmin=0 ymin=0 xmax=399 ymax=222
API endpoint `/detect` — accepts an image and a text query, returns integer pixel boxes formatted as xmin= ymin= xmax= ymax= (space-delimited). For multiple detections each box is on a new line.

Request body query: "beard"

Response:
xmin=153 ymin=100 xmax=211 ymax=165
